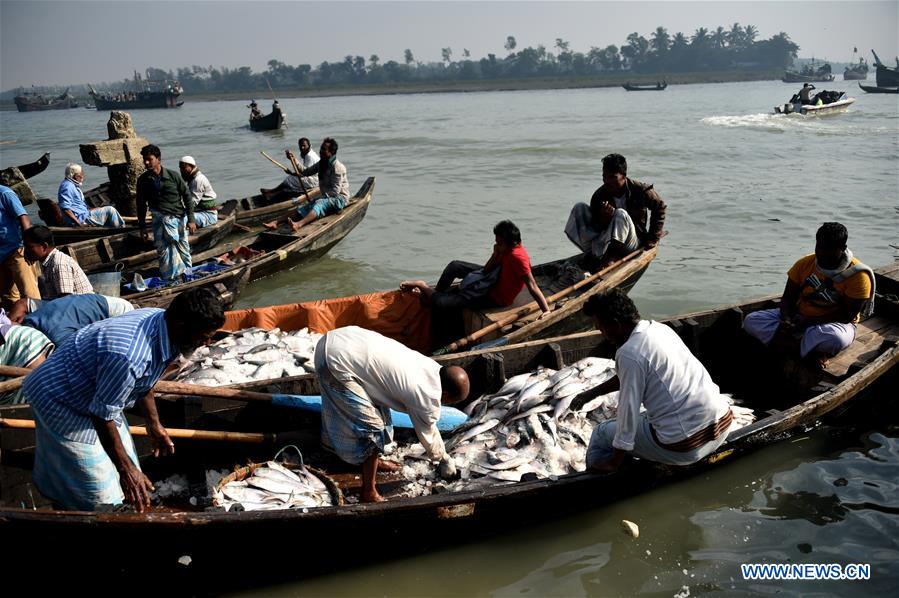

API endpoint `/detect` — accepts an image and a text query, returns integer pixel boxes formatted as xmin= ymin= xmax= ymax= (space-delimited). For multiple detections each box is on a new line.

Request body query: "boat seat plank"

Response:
xmin=823 ymin=316 xmax=899 ymax=378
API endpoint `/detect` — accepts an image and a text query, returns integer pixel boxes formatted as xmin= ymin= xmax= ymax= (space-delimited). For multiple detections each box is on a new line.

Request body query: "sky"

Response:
xmin=1 ymin=0 xmax=897 ymax=90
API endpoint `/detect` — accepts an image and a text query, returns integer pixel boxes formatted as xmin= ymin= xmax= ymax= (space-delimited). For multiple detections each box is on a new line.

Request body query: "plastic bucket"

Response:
xmin=87 ymin=271 xmax=122 ymax=298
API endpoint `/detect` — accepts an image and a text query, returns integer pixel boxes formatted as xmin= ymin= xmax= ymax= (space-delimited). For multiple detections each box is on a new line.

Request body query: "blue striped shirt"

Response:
xmin=23 ymin=308 xmax=176 ymax=444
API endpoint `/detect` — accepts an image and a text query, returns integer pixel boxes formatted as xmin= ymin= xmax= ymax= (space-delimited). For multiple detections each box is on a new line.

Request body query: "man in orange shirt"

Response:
xmin=743 ymin=222 xmax=874 ymax=367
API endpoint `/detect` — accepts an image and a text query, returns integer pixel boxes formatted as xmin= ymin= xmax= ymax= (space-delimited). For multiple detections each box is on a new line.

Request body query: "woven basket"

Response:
xmin=214 ymin=460 xmax=344 ymax=508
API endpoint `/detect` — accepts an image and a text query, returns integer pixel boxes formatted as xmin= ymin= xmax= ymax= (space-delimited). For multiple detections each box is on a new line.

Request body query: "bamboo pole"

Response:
xmin=0 ymin=418 xmax=275 ymax=444
xmin=435 ymin=250 xmax=643 ymax=355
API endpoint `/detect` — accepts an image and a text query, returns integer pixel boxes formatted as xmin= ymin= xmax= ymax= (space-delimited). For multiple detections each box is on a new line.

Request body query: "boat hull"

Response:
xmin=2 ymin=265 xmax=897 ymax=586
xmin=249 ymin=107 xmax=286 ymax=131
xmin=774 ymin=97 xmax=855 ymax=116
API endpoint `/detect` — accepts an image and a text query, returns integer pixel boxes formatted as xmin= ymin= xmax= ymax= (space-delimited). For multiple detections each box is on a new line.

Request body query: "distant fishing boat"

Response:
xmin=871 ymin=49 xmax=899 ymax=88
xmin=858 ymin=83 xmax=899 ymax=94
xmin=13 ymin=88 xmax=79 ymax=112
xmin=783 ymin=61 xmax=835 ymax=83
xmin=88 ymin=71 xmax=183 ymax=110
xmin=249 ymin=101 xmax=286 ymax=131
xmin=622 ymin=81 xmax=667 ymax=91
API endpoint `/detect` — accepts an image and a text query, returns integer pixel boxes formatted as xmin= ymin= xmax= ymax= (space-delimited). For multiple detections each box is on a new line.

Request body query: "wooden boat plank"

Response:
xmin=823 ymin=316 xmax=899 ymax=378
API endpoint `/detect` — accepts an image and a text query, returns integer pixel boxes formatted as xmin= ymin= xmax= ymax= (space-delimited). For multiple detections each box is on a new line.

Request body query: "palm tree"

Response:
xmin=504 ymin=36 xmax=517 ymax=54
xmin=651 ymin=26 xmax=670 ymax=54
xmin=744 ymin=25 xmax=758 ymax=46
xmin=712 ymin=26 xmax=727 ymax=50
xmin=691 ymin=27 xmax=710 ymax=48
xmin=728 ymin=23 xmax=744 ymax=49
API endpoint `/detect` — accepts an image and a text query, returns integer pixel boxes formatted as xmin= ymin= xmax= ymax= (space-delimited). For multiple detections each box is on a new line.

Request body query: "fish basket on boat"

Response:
xmin=212 ymin=458 xmax=344 ymax=510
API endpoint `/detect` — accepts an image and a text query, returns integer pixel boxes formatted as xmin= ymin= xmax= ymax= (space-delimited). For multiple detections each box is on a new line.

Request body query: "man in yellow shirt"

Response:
xmin=743 ymin=222 xmax=874 ymax=367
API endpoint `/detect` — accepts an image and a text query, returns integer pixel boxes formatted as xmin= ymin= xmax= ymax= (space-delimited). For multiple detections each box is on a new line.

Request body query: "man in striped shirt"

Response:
xmin=23 ymin=288 xmax=224 ymax=511
xmin=23 ymin=225 xmax=93 ymax=300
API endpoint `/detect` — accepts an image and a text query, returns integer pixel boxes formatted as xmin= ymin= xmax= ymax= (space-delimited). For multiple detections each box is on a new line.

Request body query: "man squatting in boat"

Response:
xmin=178 ymin=156 xmax=219 ymax=228
xmin=743 ymin=222 xmax=874 ymax=369
xmin=580 ymin=289 xmax=734 ymax=473
xmin=314 ymin=326 xmax=469 ymax=503
xmin=565 ymin=153 xmax=667 ymax=271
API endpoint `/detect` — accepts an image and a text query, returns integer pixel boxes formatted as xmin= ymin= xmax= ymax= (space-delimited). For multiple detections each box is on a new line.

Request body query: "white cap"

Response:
xmin=179 ymin=155 xmax=196 ymax=166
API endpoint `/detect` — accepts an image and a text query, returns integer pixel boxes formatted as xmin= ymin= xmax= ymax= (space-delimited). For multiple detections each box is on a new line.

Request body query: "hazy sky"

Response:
xmin=2 ymin=1 xmax=897 ymax=89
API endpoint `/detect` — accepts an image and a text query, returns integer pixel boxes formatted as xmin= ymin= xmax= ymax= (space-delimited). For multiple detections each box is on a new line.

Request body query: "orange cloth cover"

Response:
xmin=222 ymin=290 xmax=432 ymax=354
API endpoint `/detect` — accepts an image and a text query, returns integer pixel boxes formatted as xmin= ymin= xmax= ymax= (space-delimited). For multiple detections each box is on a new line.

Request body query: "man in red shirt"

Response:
xmin=401 ymin=221 xmax=551 ymax=316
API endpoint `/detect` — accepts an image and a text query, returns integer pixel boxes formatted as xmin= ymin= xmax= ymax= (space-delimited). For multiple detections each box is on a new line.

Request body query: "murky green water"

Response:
xmin=2 ymin=80 xmax=898 ymax=595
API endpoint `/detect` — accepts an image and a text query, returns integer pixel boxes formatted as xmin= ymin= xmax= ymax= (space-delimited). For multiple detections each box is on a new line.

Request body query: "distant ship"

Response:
xmin=89 ymin=70 xmax=183 ymax=110
xmin=13 ymin=88 xmax=79 ymax=112
xmin=783 ymin=61 xmax=835 ymax=83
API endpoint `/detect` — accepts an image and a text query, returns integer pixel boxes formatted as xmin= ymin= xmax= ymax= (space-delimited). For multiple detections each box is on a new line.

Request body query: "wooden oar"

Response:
xmin=0 ymin=418 xmax=276 ymax=444
xmin=261 ymin=150 xmax=290 ymax=173
xmin=434 ymin=250 xmax=643 ymax=355
xmin=286 ymin=152 xmax=311 ymax=203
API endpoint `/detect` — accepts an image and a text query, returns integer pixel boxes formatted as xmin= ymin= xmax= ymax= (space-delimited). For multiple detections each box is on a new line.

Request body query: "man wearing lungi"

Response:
xmin=315 ymin=326 xmax=469 ymax=503
xmin=23 ymin=288 xmax=224 ymax=511
xmin=743 ymin=222 xmax=875 ymax=369
xmin=0 ymin=308 xmax=53 ymax=405
xmin=136 ymin=144 xmax=196 ymax=280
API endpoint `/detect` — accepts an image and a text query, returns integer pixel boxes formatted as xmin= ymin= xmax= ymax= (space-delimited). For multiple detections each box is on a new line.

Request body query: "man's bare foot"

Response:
xmin=290 ymin=221 xmax=304 ymax=233
xmin=262 ymin=220 xmax=278 ymax=230
xmin=377 ymin=458 xmax=401 ymax=473
xmin=361 ymin=490 xmax=386 ymax=503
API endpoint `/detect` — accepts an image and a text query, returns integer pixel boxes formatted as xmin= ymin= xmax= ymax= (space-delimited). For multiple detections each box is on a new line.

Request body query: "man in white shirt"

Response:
xmin=260 ymin=137 xmax=320 ymax=202
xmin=582 ymin=289 xmax=733 ymax=473
xmin=178 ymin=156 xmax=218 ymax=228
xmin=565 ymin=197 xmax=640 ymax=271
xmin=314 ymin=326 xmax=469 ymax=503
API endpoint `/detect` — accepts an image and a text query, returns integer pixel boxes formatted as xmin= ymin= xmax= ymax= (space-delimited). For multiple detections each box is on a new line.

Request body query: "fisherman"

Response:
xmin=263 ymin=137 xmax=348 ymax=232
xmin=178 ymin=156 xmax=218 ymax=228
xmin=0 ymin=308 xmax=53 ymax=405
xmin=582 ymin=153 xmax=667 ymax=249
xmin=22 ymin=225 xmax=93 ymax=300
xmin=14 ymin=293 xmax=134 ymax=347
xmin=249 ymin=100 xmax=262 ymax=120
xmin=582 ymin=289 xmax=734 ymax=473
xmin=400 ymin=220 xmax=552 ymax=315
xmin=799 ymin=83 xmax=816 ymax=105
xmin=743 ymin=222 xmax=874 ymax=369
xmin=0 ymin=184 xmax=40 ymax=310
xmin=57 ymin=163 xmax=126 ymax=228
xmin=22 ymin=288 xmax=225 ymax=512
xmin=565 ymin=196 xmax=640 ymax=271
xmin=260 ymin=137 xmax=321 ymax=202
xmin=136 ymin=144 xmax=196 ymax=280
xmin=314 ymin=326 xmax=468 ymax=503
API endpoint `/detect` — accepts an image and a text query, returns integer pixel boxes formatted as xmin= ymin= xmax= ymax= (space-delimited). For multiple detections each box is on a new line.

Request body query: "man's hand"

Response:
xmin=187 ymin=222 xmax=198 ymax=235
xmin=146 ymin=423 xmax=175 ymax=458
xmin=644 ymin=239 xmax=658 ymax=249
xmin=119 ymin=464 xmax=155 ymax=512
xmin=438 ymin=457 xmax=458 ymax=480
xmin=537 ymin=309 xmax=552 ymax=320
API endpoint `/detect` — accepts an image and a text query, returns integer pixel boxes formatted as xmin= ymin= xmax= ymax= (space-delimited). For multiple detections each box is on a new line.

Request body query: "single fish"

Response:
xmin=553 ymin=380 xmax=587 ymax=400
xmin=504 ymin=403 xmax=553 ymax=424
xmin=549 ymin=367 xmax=578 ymax=387
xmin=575 ymin=356 xmax=614 ymax=371
xmin=496 ymin=373 xmax=532 ymax=397
xmin=447 ymin=418 xmax=501 ymax=449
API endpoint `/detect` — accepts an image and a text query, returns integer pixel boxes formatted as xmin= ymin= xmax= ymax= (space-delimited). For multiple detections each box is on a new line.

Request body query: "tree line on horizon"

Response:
xmin=6 ymin=24 xmax=799 ymax=97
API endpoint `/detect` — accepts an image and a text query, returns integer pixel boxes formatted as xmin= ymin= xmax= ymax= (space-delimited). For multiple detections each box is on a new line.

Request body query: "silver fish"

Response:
xmin=496 ymin=373 xmax=532 ymax=396
xmin=504 ymin=403 xmax=553 ymax=424
xmin=447 ymin=418 xmax=501 ymax=448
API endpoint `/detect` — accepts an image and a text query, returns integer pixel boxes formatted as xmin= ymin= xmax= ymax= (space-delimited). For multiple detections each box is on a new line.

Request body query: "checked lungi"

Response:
xmin=314 ymin=336 xmax=393 ymax=465
xmin=151 ymin=211 xmax=192 ymax=280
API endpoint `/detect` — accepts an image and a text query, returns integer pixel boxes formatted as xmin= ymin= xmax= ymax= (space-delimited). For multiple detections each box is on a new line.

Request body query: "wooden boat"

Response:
xmin=232 ymin=186 xmax=322 ymax=228
xmin=858 ymin=83 xmax=899 ymax=94
xmin=124 ymin=265 xmax=251 ymax=310
xmin=622 ymin=81 xmax=667 ymax=91
xmin=0 ymin=152 xmax=51 ymax=207
xmin=106 ymin=178 xmax=374 ymax=308
xmin=2 ymin=264 xmax=896 ymax=584
xmin=58 ymin=201 xmax=238 ymax=276
xmin=13 ymin=89 xmax=78 ymax=112
xmin=216 ymin=242 xmax=658 ymax=363
xmin=843 ymin=58 xmax=868 ymax=80
xmin=89 ymin=74 xmax=183 ymax=110
xmin=871 ymin=49 xmax=899 ymax=88
xmin=782 ymin=62 xmax=835 ymax=83
xmin=7 ymin=152 xmax=51 ymax=180
xmin=774 ymin=95 xmax=855 ymax=116
xmin=249 ymin=102 xmax=286 ymax=131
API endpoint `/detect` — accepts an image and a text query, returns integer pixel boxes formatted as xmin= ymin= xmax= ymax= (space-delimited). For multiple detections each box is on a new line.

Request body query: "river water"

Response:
xmin=2 ymin=80 xmax=898 ymax=594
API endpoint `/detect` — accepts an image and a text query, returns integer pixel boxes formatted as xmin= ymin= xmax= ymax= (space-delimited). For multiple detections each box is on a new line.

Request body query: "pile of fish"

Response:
xmin=175 ymin=327 xmax=321 ymax=386
xmin=212 ymin=461 xmax=333 ymax=511
xmin=388 ymin=357 xmax=756 ymax=498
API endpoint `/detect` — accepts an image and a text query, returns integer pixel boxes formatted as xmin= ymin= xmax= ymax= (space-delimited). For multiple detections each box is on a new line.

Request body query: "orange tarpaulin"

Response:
xmin=222 ymin=290 xmax=433 ymax=354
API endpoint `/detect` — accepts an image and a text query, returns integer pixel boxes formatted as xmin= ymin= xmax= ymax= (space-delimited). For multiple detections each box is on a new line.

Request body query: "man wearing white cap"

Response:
xmin=178 ymin=156 xmax=218 ymax=228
